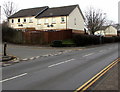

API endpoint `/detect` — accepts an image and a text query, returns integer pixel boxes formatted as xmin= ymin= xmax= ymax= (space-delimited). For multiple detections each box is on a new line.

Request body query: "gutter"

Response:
xmin=66 ymin=16 xmax=67 ymax=30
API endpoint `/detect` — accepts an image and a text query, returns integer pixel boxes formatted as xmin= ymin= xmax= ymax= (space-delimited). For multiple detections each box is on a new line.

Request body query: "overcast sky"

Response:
xmin=0 ymin=0 xmax=120 ymax=23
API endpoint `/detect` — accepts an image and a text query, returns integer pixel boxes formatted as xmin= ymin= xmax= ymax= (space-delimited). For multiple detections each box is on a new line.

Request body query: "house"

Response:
xmin=94 ymin=26 xmax=118 ymax=37
xmin=113 ymin=24 xmax=120 ymax=36
xmin=8 ymin=6 xmax=49 ymax=30
xmin=8 ymin=5 xmax=85 ymax=34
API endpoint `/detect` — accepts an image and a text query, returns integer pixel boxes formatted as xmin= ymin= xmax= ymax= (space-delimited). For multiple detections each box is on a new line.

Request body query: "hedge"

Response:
xmin=51 ymin=40 xmax=63 ymax=47
xmin=2 ymin=26 xmax=23 ymax=44
xmin=73 ymin=34 xmax=120 ymax=46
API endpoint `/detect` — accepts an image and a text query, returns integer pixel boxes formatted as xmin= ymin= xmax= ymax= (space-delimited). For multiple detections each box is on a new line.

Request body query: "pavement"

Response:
xmin=2 ymin=43 xmax=119 ymax=90
xmin=91 ymin=62 xmax=119 ymax=91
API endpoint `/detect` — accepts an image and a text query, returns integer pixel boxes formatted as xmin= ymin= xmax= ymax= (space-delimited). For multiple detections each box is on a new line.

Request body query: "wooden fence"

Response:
xmin=22 ymin=30 xmax=72 ymax=44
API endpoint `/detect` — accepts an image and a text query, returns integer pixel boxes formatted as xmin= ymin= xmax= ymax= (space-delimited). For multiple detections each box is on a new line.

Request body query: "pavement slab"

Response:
xmin=89 ymin=62 xmax=119 ymax=91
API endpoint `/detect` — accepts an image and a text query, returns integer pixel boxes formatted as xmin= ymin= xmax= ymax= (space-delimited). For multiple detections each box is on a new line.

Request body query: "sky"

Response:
xmin=0 ymin=0 xmax=120 ymax=23
xmin=118 ymin=1 xmax=120 ymax=24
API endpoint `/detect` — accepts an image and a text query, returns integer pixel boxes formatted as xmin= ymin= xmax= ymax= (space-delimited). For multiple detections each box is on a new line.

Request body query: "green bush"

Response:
xmin=51 ymin=40 xmax=63 ymax=47
xmin=62 ymin=39 xmax=76 ymax=47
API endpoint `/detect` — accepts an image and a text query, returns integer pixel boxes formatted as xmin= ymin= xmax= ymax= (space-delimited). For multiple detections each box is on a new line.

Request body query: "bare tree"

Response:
xmin=85 ymin=7 xmax=106 ymax=35
xmin=105 ymin=20 xmax=115 ymax=26
xmin=3 ymin=1 xmax=17 ymax=20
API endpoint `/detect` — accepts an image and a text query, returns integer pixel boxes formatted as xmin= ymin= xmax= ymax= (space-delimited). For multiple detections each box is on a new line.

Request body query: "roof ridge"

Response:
xmin=49 ymin=4 xmax=78 ymax=9
xmin=35 ymin=6 xmax=49 ymax=18
xmin=20 ymin=6 xmax=48 ymax=11
xmin=35 ymin=4 xmax=81 ymax=18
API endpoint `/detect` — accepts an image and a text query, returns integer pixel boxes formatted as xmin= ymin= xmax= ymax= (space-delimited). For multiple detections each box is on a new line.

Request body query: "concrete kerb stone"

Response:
xmin=2 ymin=56 xmax=20 ymax=67
xmin=2 ymin=48 xmax=84 ymax=67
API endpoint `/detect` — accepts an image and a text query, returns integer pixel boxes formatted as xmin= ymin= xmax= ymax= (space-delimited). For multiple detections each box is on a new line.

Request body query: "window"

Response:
xmin=52 ymin=18 xmax=56 ymax=23
xmin=12 ymin=19 xmax=14 ymax=23
xmin=18 ymin=19 xmax=20 ymax=22
xmin=44 ymin=19 xmax=48 ymax=24
xmin=29 ymin=18 xmax=33 ymax=23
xmin=37 ymin=19 xmax=41 ymax=24
xmin=74 ymin=18 xmax=76 ymax=25
xmin=61 ymin=17 xmax=65 ymax=23
xmin=24 ymin=19 xmax=26 ymax=22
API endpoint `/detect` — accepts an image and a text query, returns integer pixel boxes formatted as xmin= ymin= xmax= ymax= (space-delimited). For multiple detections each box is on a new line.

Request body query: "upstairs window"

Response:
xmin=24 ymin=19 xmax=26 ymax=22
xmin=12 ymin=19 xmax=14 ymax=23
xmin=61 ymin=17 xmax=65 ymax=23
xmin=44 ymin=19 xmax=48 ymax=24
xmin=74 ymin=18 xmax=76 ymax=25
xmin=29 ymin=18 xmax=33 ymax=23
xmin=37 ymin=19 xmax=41 ymax=24
xmin=52 ymin=18 xmax=56 ymax=24
xmin=18 ymin=19 xmax=20 ymax=22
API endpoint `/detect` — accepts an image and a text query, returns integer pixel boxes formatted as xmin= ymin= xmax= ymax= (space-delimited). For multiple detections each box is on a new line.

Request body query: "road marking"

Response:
xmin=30 ymin=57 xmax=35 ymax=60
xmin=36 ymin=56 xmax=40 ymax=58
xmin=42 ymin=54 xmax=49 ymax=57
xmin=48 ymin=59 xmax=75 ymax=68
xmin=75 ymin=58 xmax=119 ymax=92
xmin=0 ymin=73 xmax=27 ymax=83
xmin=83 ymin=53 xmax=94 ymax=57
xmin=22 ymin=58 xmax=28 ymax=61
xmin=54 ymin=54 xmax=58 ymax=56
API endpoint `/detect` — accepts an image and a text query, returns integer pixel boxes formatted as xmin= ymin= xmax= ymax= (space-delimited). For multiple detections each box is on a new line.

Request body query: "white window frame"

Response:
xmin=74 ymin=18 xmax=76 ymax=25
xmin=24 ymin=19 xmax=27 ymax=23
xmin=61 ymin=17 xmax=65 ymax=23
xmin=18 ymin=19 xmax=20 ymax=23
xmin=11 ymin=19 xmax=14 ymax=23
xmin=52 ymin=18 xmax=56 ymax=23
xmin=29 ymin=18 xmax=33 ymax=23
xmin=37 ymin=19 xmax=41 ymax=24
xmin=44 ymin=19 xmax=48 ymax=24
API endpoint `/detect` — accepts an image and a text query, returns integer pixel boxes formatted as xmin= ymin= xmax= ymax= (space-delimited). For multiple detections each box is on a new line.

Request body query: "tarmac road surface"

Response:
xmin=2 ymin=43 xmax=119 ymax=90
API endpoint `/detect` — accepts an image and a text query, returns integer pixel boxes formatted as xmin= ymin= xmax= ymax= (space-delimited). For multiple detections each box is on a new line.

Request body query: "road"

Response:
xmin=2 ymin=43 xmax=119 ymax=90
xmin=6 ymin=44 xmax=85 ymax=60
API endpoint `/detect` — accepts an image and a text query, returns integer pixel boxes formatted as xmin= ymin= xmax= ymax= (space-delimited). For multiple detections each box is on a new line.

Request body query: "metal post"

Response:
xmin=4 ymin=42 xmax=7 ymax=56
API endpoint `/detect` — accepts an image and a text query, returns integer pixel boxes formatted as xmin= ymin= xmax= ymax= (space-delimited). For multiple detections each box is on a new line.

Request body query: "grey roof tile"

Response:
xmin=35 ymin=5 xmax=78 ymax=18
xmin=9 ymin=6 xmax=48 ymax=18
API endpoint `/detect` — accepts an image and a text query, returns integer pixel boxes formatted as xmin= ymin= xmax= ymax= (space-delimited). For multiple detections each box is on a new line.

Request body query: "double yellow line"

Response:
xmin=75 ymin=58 xmax=120 ymax=92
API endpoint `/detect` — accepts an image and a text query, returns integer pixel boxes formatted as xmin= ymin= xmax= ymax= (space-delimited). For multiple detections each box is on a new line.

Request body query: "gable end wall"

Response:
xmin=67 ymin=7 xmax=84 ymax=31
